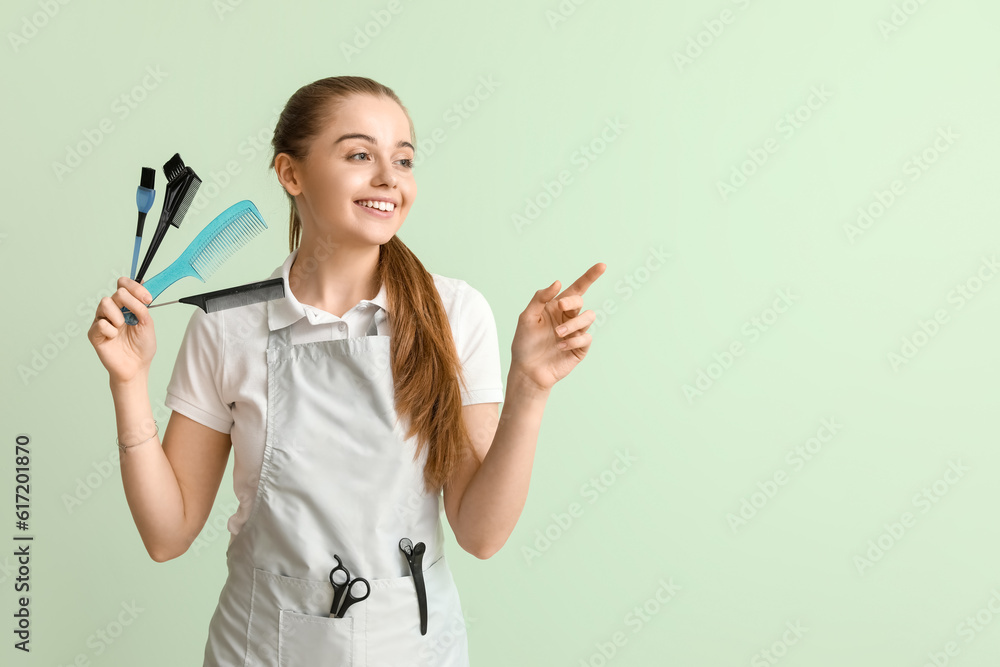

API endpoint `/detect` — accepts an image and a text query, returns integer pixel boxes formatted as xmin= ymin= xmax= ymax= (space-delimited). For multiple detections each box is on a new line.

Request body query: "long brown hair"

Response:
xmin=269 ymin=76 xmax=473 ymax=495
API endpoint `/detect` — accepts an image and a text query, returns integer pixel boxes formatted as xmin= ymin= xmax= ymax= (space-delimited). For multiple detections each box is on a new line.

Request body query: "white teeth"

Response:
xmin=357 ymin=200 xmax=394 ymax=211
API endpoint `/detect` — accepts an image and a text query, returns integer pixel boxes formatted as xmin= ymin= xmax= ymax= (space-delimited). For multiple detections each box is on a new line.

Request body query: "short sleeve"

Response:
xmin=456 ymin=283 xmax=505 ymax=405
xmin=164 ymin=308 xmax=234 ymax=434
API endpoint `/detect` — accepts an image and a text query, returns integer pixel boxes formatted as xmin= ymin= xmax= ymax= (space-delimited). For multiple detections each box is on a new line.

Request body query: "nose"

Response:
xmin=373 ymin=157 xmax=396 ymax=187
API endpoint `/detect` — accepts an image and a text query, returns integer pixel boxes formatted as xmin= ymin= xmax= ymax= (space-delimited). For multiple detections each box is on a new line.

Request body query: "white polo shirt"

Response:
xmin=163 ymin=247 xmax=505 ymax=544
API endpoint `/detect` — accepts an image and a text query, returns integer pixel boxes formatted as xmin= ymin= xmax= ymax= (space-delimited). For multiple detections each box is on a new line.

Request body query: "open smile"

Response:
xmin=353 ymin=200 xmax=396 ymax=218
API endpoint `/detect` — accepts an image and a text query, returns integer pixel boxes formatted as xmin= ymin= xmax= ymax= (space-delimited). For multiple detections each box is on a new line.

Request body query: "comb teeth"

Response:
xmin=203 ymin=282 xmax=285 ymax=313
xmin=171 ymin=170 xmax=202 ymax=227
xmin=191 ymin=209 xmax=268 ymax=280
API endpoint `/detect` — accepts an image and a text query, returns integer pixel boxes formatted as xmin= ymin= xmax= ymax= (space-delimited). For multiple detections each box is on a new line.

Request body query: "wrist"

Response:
xmin=110 ymin=372 xmax=149 ymax=393
xmin=508 ymin=363 xmax=551 ymax=399
xmin=117 ymin=419 xmax=160 ymax=453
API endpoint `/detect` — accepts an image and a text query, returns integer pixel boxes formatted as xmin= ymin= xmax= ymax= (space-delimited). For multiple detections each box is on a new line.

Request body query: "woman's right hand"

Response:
xmin=88 ymin=277 xmax=157 ymax=385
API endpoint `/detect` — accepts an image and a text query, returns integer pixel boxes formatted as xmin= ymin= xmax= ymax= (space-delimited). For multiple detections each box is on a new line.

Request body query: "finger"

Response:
xmin=118 ymin=276 xmax=153 ymax=304
xmin=98 ymin=296 xmax=126 ymax=328
xmin=556 ymin=294 xmax=584 ymax=321
xmin=557 ymin=332 xmax=592 ymax=351
xmin=556 ymin=263 xmax=606 ymax=301
xmin=114 ymin=286 xmax=151 ymax=325
xmin=525 ymin=280 xmax=561 ymax=321
xmin=111 ymin=285 xmax=151 ymax=309
xmin=96 ymin=318 xmax=118 ymax=341
xmin=87 ymin=320 xmax=102 ymax=345
xmin=555 ymin=310 xmax=596 ymax=338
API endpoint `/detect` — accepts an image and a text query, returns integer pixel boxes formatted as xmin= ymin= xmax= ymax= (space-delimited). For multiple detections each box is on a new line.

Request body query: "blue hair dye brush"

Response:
xmin=122 ymin=200 xmax=268 ymax=326
xmin=130 ymin=167 xmax=156 ymax=280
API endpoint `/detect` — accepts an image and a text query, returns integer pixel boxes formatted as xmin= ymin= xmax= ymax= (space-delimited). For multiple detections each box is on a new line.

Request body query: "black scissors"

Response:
xmin=329 ymin=554 xmax=370 ymax=618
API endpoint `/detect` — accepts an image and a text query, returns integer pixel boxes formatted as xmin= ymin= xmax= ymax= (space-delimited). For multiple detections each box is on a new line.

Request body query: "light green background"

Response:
xmin=2 ymin=0 xmax=999 ymax=664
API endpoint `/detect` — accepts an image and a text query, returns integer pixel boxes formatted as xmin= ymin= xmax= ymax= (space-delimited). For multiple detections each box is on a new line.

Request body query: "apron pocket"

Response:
xmin=279 ymin=609 xmax=355 ymax=666
xmin=365 ymin=555 xmax=469 ymax=667
xmin=248 ymin=566 xmax=366 ymax=667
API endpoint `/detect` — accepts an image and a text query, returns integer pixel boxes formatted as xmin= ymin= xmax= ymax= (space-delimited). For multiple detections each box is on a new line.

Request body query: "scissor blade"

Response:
xmin=329 ymin=587 xmax=345 ymax=618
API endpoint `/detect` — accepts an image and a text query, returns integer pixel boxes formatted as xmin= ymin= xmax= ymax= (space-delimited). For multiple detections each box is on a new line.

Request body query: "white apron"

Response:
xmin=202 ymin=302 xmax=470 ymax=666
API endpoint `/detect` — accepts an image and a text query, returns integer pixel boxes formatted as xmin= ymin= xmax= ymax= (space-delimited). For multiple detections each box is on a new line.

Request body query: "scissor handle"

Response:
xmin=346 ymin=577 xmax=370 ymax=603
xmin=329 ymin=554 xmax=349 ymax=588
xmin=336 ymin=577 xmax=370 ymax=617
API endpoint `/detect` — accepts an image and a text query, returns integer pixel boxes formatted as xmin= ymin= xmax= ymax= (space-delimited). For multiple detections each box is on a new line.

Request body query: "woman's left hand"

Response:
xmin=510 ymin=262 xmax=607 ymax=393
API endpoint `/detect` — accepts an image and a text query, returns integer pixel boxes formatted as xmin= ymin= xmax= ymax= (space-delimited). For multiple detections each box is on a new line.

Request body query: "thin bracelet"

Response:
xmin=117 ymin=420 xmax=159 ymax=454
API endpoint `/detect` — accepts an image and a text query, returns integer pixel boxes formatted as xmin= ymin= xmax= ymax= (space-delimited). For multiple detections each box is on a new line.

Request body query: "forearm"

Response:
xmin=111 ymin=375 xmax=187 ymax=562
xmin=455 ymin=366 xmax=550 ymax=558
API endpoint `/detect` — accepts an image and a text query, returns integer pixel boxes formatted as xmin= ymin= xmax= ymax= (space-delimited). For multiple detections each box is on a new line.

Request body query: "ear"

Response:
xmin=274 ymin=153 xmax=304 ymax=197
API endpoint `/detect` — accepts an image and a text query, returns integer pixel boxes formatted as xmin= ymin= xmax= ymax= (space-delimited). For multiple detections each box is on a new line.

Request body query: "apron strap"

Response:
xmin=366 ymin=308 xmax=386 ymax=337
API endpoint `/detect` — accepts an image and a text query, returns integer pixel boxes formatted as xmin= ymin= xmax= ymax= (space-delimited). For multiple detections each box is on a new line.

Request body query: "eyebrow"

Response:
xmin=335 ymin=133 xmax=414 ymax=152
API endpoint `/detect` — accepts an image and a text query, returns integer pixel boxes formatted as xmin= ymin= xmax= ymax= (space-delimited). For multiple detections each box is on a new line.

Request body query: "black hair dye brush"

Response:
xmin=135 ymin=153 xmax=201 ymax=283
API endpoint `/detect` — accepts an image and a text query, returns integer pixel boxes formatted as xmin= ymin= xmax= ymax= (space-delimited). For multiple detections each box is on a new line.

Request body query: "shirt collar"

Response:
xmin=266 ymin=246 xmax=388 ymax=331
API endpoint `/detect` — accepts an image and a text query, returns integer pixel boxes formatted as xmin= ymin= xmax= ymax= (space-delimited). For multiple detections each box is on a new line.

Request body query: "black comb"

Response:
xmin=147 ymin=278 xmax=285 ymax=314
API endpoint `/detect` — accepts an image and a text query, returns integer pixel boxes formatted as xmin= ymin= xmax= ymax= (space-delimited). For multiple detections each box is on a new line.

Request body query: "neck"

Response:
xmin=289 ymin=237 xmax=381 ymax=317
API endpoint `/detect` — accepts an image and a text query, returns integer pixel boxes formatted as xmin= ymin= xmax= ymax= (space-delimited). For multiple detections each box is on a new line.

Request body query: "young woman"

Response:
xmin=88 ymin=75 xmax=605 ymax=666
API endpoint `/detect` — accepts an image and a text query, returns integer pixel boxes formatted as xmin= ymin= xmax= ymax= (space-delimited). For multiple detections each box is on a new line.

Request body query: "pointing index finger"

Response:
xmin=557 ymin=263 xmax=606 ymax=300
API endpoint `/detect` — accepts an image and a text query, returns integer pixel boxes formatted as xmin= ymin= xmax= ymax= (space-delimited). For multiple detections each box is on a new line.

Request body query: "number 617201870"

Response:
xmin=15 ymin=433 xmax=32 ymax=528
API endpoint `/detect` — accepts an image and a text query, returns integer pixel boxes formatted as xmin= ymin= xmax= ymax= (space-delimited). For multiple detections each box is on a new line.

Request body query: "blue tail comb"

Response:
xmin=122 ymin=200 xmax=268 ymax=326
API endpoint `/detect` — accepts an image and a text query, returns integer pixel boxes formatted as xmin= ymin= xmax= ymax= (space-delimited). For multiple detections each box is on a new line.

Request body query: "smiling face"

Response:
xmin=277 ymin=93 xmax=417 ymax=248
